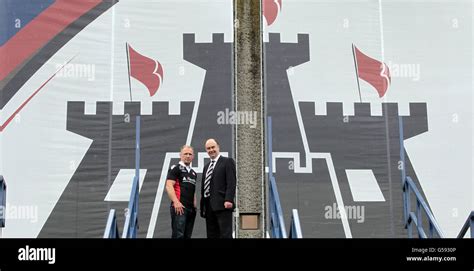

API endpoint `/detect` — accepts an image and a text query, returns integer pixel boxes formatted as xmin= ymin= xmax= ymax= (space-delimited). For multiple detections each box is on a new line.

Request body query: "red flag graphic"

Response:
xmin=127 ymin=44 xmax=163 ymax=97
xmin=263 ymin=0 xmax=282 ymax=26
xmin=353 ymin=45 xmax=390 ymax=98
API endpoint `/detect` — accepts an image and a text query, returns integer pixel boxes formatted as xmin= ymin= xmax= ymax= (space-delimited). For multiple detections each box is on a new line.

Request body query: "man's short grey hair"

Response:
xmin=180 ymin=145 xmax=194 ymax=152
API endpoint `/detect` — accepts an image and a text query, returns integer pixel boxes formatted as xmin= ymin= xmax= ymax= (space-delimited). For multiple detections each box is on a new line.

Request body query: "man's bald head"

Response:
xmin=205 ymin=138 xmax=220 ymax=159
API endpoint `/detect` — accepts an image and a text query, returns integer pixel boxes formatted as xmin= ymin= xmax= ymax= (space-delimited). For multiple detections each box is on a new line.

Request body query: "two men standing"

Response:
xmin=165 ymin=139 xmax=236 ymax=239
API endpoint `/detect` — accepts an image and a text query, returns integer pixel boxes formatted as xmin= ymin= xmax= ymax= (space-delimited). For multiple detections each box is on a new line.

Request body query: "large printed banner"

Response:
xmin=0 ymin=0 xmax=472 ymax=238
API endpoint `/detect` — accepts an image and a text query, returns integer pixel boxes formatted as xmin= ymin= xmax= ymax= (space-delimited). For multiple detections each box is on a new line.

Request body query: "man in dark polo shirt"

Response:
xmin=165 ymin=145 xmax=197 ymax=238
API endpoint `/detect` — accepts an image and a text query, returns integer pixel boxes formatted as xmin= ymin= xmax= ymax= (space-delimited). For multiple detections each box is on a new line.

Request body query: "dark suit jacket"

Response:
xmin=200 ymin=156 xmax=236 ymax=217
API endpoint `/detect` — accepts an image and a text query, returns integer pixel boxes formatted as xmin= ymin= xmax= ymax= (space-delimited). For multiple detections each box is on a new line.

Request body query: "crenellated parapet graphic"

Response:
xmin=183 ymin=33 xmax=234 ymax=160
xmin=40 ymin=101 xmax=194 ymax=237
xmin=265 ymin=33 xmax=310 ymax=166
xmin=298 ymin=101 xmax=428 ymax=237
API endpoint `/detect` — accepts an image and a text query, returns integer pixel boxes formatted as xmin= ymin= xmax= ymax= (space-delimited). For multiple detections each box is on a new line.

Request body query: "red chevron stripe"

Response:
xmin=0 ymin=55 xmax=76 ymax=132
xmin=0 ymin=0 xmax=101 ymax=81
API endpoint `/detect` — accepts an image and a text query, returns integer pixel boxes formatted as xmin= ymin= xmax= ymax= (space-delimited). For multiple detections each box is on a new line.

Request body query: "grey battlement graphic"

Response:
xmin=300 ymin=101 xmax=427 ymax=159
xmin=299 ymin=101 xmax=428 ymax=237
xmin=264 ymin=33 xmax=348 ymax=237
xmin=303 ymin=102 xmax=428 ymax=142
xmin=265 ymin=33 xmax=310 ymax=166
xmin=183 ymin=33 xmax=233 ymax=156
xmin=183 ymin=33 xmax=230 ymax=70
xmin=264 ymin=32 xmax=430 ymax=237
xmin=266 ymin=33 xmax=310 ymax=69
xmin=40 ymin=101 xmax=194 ymax=237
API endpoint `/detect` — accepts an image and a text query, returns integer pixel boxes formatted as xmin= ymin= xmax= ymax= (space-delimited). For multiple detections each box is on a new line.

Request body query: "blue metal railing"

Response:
xmin=289 ymin=209 xmax=303 ymax=238
xmin=398 ymin=117 xmax=443 ymax=238
xmin=0 ymin=176 xmax=6 ymax=228
xmin=122 ymin=115 xmax=140 ymax=238
xmin=457 ymin=211 xmax=474 ymax=238
xmin=122 ymin=175 xmax=139 ymax=238
xmin=104 ymin=116 xmax=141 ymax=238
xmin=269 ymin=175 xmax=287 ymax=238
xmin=267 ymin=117 xmax=303 ymax=238
xmin=403 ymin=177 xmax=443 ymax=238
xmin=103 ymin=209 xmax=119 ymax=238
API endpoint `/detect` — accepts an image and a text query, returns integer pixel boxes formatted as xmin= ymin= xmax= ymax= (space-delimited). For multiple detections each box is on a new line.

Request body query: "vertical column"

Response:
xmin=234 ymin=0 xmax=264 ymax=238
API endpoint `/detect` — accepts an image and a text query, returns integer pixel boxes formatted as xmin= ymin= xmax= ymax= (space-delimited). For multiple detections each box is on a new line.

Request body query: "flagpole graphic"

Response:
xmin=352 ymin=43 xmax=362 ymax=103
xmin=352 ymin=44 xmax=391 ymax=99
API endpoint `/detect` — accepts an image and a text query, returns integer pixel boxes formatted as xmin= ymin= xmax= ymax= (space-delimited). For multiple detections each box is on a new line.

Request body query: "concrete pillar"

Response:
xmin=234 ymin=0 xmax=265 ymax=238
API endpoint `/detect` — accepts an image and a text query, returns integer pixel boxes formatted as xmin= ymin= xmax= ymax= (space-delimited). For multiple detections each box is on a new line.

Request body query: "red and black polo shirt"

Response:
xmin=166 ymin=162 xmax=197 ymax=209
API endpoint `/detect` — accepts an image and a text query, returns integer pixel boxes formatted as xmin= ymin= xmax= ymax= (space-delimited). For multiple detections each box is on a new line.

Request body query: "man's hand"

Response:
xmin=224 ymin=201 xmax=233 ymax=209
xmin=174 ymin=201 xmax=185 ymax=215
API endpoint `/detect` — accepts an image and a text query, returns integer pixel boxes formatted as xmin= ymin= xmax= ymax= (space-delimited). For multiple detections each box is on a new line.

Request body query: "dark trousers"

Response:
xmin=204 ymin=198 xmax=233 ymax=238
xmin=170 ymin=205 xmax=196 ymax=239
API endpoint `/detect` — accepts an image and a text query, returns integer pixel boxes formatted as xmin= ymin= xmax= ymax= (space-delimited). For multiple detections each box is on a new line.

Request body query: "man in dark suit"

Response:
xmin=200 ymin=138 xmax=236 ymax=238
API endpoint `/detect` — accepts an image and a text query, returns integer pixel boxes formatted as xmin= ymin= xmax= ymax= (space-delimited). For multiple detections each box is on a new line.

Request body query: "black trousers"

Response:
xmin=170 ymin=205 xmax=196 ymax=239
xmin=204 ymin=198 xmax=233 ymax=238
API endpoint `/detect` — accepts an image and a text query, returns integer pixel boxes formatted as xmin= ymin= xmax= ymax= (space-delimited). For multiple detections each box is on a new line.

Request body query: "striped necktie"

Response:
xmin=203 ymin=160 xmax=215 ymax=198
